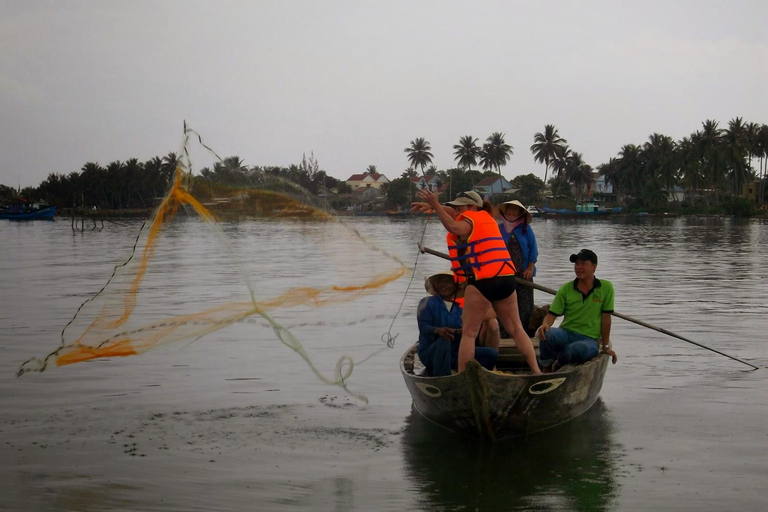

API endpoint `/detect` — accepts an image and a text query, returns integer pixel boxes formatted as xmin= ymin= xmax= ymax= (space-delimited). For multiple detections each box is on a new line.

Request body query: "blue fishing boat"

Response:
xmin=541 ymin=201 xmax=620 ymax=219
xmin=0 ymin=203 xmax=57 ymax=220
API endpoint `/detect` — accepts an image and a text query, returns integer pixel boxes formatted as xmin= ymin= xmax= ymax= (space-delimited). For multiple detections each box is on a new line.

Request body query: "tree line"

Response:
xmin=0 ymin=152 xmax=351 ymax=210
xmin=395 ymin=119 xmax=768 ymax=213
xmin=2 ymin=117 xmax=765 ymax=214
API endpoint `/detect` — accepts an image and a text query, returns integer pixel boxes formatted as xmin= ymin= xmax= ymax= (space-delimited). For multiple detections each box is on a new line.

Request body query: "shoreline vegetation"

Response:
xmin=2 ymin=118 xmax=767 ymax=218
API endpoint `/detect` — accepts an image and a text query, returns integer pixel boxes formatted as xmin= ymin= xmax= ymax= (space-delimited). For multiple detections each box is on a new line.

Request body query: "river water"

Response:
xmin=1 ymin=215 xmax=766 ymax=512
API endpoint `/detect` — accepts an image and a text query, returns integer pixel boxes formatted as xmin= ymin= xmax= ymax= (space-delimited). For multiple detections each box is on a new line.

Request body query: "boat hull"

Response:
xmin=401 ymin=343 xmax=609 ymax=441
xmin=0 ymin=205 xmax=56 ymax=220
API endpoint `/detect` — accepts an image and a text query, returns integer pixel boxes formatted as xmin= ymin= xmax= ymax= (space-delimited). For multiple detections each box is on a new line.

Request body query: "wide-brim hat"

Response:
xmin=499 ymin=200 xmax=532 ymax=223
xmin=445 ymin=190 xmax=483 ymax=207
xmin=424 ymin=270 xmax=457 ymax=295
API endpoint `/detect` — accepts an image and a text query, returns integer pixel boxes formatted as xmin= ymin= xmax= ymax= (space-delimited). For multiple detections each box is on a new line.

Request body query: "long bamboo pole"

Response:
xmin=418 ymin=244 xmax=760 ymax=371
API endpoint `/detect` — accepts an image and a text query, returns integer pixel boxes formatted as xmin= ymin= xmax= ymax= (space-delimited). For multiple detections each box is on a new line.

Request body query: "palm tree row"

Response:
xmin=404 ymin=132 xmax=516 ymax=178
xmin=598 ymin=118 xmax=768 ymax=209
xmin=4 ymin=152 xmax=349 ymax=210
xmin=8 ymin=117 xmax=765 ymax=213
xmin=26 ymin=153 xmax=181 ymax=210
xmin=407 ymin=117 xmax=767 ymax=211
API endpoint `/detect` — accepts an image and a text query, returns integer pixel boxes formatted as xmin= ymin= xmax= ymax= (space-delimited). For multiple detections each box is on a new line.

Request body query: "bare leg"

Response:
xmin=478 ymin=308 xmax=500 ymax=350
xmin=492 ymin=291 xmax=542 ymax=375
xmin=457 ymin=285 xmax=491 ymax=372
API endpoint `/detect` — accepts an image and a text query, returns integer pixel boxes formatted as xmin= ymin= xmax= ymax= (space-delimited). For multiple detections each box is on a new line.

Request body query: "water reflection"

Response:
xmin=401 ymin=400 xmax=620 ymax=512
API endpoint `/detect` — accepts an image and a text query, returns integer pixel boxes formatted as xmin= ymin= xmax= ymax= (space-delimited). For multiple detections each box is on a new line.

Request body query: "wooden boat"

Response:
xmin=400 ymin=338 xmax=610 ymax=441
xmin=0 ymin=203 xmax=56 ymax=220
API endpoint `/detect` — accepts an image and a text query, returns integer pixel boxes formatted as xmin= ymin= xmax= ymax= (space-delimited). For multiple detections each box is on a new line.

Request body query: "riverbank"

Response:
xmin=56 ymin=204 xmax=768 ymax=221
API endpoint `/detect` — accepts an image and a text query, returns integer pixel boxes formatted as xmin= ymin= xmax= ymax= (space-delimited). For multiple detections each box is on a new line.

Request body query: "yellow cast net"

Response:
xmin=17 ymin=125 xmax=410 ymax=401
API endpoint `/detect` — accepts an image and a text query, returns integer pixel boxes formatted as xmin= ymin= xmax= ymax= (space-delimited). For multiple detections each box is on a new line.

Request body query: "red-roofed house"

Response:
xmin=346 ymin=173 xmax=390 ymax=190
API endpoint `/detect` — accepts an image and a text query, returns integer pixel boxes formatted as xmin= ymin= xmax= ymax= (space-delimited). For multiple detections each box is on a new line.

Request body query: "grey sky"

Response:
xmin=2 ymin=0 xmax=766 ymax=188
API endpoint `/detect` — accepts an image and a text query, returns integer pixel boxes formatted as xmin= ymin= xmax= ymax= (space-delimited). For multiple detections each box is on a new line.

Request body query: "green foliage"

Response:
xmin=1 ymin=151 xmax=347 ymax=211
xmin=530 ymin=124 xmax=568 ymax=183
xmin=479 ymin=132 xmax=513 ymax=175
xmin=0 ymin=184 xmax=19 ymax=202
xmin=510 ymin=173 xmax=545 ymax=205
xmin=384 ymin=177 xmax=414 ymax=209
xmin=549 ymin=176 xmax=572 ymax=198
xmin=441 ymin=167 xmax=487 ymax=198
xmin=724 ymin=196 xmax=756 ymax=217
xmin=404 ymin=138 xmax=433 ymax=173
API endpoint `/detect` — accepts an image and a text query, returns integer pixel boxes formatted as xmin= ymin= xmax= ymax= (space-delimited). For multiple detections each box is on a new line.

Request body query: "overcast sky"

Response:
xmin=2 ymin=0 xmax=766 ymax=188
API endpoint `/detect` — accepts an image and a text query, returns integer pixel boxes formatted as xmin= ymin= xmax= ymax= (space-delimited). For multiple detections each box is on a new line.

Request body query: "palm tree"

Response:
xmin=123 ymin=158 xmax=144 ymax=207
xmin=404 ymin=138 xmax=433 ymax=175
xmin=745 ymin=121 xmax=761 ymax=173
xmin=724 ymin=117 xmax=750 ymax=196
xmin=530 ymin=125 xmax=568 ymax=183
xmin=695 ymin=120 xmax=725 ymax=203
xmin=564 ymin=152 xmax=593 ymax=200
xmin=642 ymin=133 xmax=678 ymax=202
xmin=611 ymin=144 xmax=645 ymax=202
xmin=365 ymin=165 xmax=378 ymax=174
xmin=453 ymin=135 xmax=481 ymax=171
xmin=598 ymin=158 xmax=623 ymax=203
xmin=478 ymin=143 xmax=493 ymax=173
xmin=400 ymin=167 xmax=419 ymax=205
xmin=550 ymin=146 xmax=571 ymax=181
xmin=144 ymin=156 xmax=165 ymax=198
xmin=482 ymin=132 xmax=513 ymax=176
xmin=757 ymin=124 xmax=768 ymax=204
xmin=222 ymin=156 xmax=248 ymax=185
xmin=677 ymin=136 xmax=702 ymax=207
xmin=161 ymin=152 xmax=180 ymax=184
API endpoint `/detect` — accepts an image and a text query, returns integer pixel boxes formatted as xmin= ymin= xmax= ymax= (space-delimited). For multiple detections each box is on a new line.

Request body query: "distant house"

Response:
xmin=473 ymin=176 xmax=514 ymax=196
xmin=410 ymin=175 xmax=441 ymax=192
xmin=667 ymin=185 xmax=686 ymax=203
xmin=742 ymin=180 xmax=766 ymax=203
xmin=593 ymin=174 xmax=613 ymax=195
xmin=346 ymin=173 xmax=390 ymax=190
xmin=352 ymin=186 xmax=383 ymax=204
xmin=592 ymin=174 xmax=617 ymax=202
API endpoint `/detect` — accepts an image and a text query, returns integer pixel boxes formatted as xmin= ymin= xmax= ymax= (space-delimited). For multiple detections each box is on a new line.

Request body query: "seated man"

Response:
xmin=536 ymin=249 xmax=618 ymax=372
xmin=417 ymin=271 xmax=499 ymax=376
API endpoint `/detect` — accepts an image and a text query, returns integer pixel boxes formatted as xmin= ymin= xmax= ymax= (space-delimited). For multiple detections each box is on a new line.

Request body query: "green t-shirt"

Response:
xmin=550 ymin=278 xmax=614 ymax=340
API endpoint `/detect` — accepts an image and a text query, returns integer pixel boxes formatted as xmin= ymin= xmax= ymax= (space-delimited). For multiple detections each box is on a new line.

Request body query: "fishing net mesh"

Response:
xmin=18 ymin=125 xmax=410 ymax=401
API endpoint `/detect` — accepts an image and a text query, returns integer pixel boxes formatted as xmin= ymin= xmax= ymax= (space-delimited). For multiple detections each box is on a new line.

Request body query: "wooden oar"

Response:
xmin=418 ymin=244 xmax=760 ymax=371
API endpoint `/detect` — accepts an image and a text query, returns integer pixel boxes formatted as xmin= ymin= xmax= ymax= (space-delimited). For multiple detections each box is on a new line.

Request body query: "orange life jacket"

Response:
xmin=447 ymin=209 xmax=515 ymax=280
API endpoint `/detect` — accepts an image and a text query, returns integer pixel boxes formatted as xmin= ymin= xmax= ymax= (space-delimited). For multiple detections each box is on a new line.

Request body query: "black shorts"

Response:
xmin=467 ymin=275 xmax=517 ymax=303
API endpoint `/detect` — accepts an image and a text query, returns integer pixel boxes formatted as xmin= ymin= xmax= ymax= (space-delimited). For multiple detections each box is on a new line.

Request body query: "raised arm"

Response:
xmin=417 ymin=189 xmax=471 ymax=237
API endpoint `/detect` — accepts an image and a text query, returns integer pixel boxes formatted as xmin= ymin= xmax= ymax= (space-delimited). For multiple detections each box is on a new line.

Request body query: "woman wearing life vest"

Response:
xmin=417 ymin=188 xmax=542 ymax=375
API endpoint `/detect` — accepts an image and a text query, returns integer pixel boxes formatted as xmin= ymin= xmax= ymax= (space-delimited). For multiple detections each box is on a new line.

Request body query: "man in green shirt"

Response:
xmin=536 ymin=249 xmax=618 ymax=372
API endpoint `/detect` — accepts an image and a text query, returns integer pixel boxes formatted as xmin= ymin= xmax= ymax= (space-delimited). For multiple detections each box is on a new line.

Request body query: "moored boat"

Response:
xmin=540 ymin=201 xmax=620 ymax=219
xmin=0 ymin=203 xmax=56 ymax=220
xmin=400 ymin=339 xmax=610 ymax=441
